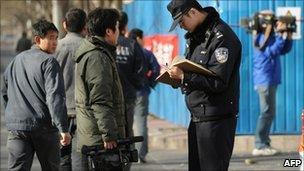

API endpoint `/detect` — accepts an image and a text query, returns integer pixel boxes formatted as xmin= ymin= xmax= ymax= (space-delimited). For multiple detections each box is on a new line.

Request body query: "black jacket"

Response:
xmin=182 ymin=7 xmax=242 ymax=120
xmin=16 ymin=37 xmax=32 ymax=53
xmin=116 ymin=35 xmax=146 ymax=100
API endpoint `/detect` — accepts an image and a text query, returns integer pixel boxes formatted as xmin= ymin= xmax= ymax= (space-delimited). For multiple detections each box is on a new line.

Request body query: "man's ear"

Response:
xmin=63 ymin=20 xmax=67 ymax=31
xmin=189 ymin=8 xmax=196 ymax=15
xmin=105 ymin=28 xmax=112 ymax=36
xmin=81 ymin=25 xmax=88 ymax=36
xmin=34 ymin=36 xmax=41 ymax=45
xmin=136 ymin=37 xmax=141 ymax=42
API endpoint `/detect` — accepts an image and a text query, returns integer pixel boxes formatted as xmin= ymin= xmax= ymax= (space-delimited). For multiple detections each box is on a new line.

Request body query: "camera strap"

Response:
xmin=254 ymin=24 xmax=273 ymax=51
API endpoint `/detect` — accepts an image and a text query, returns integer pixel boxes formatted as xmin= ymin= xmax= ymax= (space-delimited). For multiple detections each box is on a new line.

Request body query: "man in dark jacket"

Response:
xmin=15 ymin=31 xmax=32 ymax=53
xmin=167 ymin=0 xmax=242 ymax=170
xmin=116 ymin=12 xmax=146 ymax=146
xmin=129 ymin=28 xmax=160 ymax=163
xmin=1 ymin=19 xmax=71 ymax=171
xmin=74 ymin=8 xmax=125 ymax=170
xmin=55 ymin=8 xmax=87 ymax=171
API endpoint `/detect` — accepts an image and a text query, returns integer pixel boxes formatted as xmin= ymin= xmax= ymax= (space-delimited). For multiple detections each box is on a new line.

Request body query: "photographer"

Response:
xmin=252 ymin=10 xmax=293 ymax=156
xmin=74 ymin=8 xmax=126 ymax=170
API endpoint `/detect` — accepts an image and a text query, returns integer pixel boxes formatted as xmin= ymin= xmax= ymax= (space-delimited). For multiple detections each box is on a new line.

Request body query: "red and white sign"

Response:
xmin=144 ymin=34 xmax=179 ymax=72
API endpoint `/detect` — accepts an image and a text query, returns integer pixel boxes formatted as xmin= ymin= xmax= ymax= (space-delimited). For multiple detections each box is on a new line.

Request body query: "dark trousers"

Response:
xmin=124 ymin=99 xmax=136 ymax=171
xmin=78 ymin=153 xmax=125 ymax=171
xmin=188 ymin=116 xmax=237 ymax=171
xmin=60 ymin=117 xmax=78 ymax=171
xmin=125 ymin=99 xmax=135 ymax=139
xmin=75 ymin=153 xmax=90 ymax=171
xmin=7 ymin=129 xmax=60 ymax=171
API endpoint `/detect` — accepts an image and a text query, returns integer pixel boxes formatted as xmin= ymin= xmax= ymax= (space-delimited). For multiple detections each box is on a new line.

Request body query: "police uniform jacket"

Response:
xmin=182 ymin=7 xmax=242 ymax=121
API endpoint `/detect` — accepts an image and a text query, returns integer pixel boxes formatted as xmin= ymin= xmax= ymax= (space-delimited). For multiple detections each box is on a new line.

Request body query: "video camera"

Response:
xmin=81 ymin=136 xmax=143 ymax=171
xmin=240 ymin=12 xmax=296 ymax=33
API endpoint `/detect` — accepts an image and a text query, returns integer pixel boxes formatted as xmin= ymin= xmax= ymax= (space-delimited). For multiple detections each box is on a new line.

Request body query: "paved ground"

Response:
xmin=1 ymin=115 xmax=302 ymax=171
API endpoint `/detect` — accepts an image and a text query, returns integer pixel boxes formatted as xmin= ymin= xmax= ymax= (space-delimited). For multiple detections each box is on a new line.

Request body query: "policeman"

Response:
xmin=167 ymin=0 xmax=242 ymax=170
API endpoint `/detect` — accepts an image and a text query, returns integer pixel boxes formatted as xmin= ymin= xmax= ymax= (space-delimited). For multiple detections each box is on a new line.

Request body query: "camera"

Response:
xmin=240 ymin=11 xmax=296 ymax=33
xmin=81 ymin=136 xmax=144 ymax=171
xmin=277 ymin=15 xmax=297 ymax=32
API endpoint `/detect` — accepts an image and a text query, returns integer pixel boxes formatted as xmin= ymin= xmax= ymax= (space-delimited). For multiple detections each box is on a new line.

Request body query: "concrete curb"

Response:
xmin=147 ymin=115 xmax=300 ymax=154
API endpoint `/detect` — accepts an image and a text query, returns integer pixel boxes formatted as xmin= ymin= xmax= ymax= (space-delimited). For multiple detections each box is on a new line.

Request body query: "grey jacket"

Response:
xmin=1 ymin=45 xmax=68 ymax=133
xmin=55 ymin=32 xmax=84 ymax=116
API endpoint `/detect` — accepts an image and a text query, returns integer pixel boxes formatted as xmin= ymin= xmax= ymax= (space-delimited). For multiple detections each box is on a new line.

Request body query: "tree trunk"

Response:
xmin=110 ymin=0 xmax=122 ymax=10
xmin=52 ymin=0 xmax=69 ymax=39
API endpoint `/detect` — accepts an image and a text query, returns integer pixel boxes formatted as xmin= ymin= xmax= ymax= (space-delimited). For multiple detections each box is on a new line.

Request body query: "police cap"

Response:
xmin=167 ymin=0 xmax=202 ymax=32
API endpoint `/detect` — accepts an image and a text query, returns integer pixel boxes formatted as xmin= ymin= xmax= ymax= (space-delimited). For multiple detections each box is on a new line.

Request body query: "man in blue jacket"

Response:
xmin=252 ymin=11 xmax=293 ymax=156
xmin=116 ymin=12 xmax=146 ymax=145
xmin=1 ymin=19 xmax=71 ymax=171
xmin=129 ymin=28 xmax=160 ymax=163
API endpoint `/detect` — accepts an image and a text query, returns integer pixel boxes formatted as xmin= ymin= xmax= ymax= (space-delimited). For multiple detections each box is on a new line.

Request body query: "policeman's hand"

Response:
xmin=104 ymin=140 xmax=117 ymax=150
xmin=146 ymin=70 xmax=152 ymax=78
xmin=168 ymin=66 xmax=184 ymax=80
xmin=60 ymin=132 xmax=71 ymax=146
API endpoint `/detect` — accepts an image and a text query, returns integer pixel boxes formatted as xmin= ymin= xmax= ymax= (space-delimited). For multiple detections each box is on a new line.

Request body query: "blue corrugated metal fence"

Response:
xmin=123 ymin=0 xmax=304 ymax=134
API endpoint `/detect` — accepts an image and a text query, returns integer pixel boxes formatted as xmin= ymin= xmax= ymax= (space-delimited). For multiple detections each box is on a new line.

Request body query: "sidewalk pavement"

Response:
xmin=146 ymin=114 xmax=301 ymax=155
xmin=148 ymin=115 xmax=187 ymax=150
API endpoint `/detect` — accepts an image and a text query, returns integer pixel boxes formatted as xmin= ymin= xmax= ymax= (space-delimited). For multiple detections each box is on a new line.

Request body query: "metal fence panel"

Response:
xmin=123 ymin=0 xmax=304 ymax=134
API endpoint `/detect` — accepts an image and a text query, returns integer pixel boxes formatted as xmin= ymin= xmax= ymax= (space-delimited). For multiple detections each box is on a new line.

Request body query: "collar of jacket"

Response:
xmin=65 ymin=32 xmax=84 ymax=38
xmin=31 ymin=44 xmax=51 ymax=54
xmin=31 ymin=44 xmax=39 ymax=50
xmin=185 ymin=7 xmax=219 ymax=41
xmin=88 ymin=36 xmax=117 ymax=55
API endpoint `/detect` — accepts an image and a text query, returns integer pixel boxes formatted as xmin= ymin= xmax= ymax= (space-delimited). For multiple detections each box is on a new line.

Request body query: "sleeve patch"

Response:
xmin=215 ymin=47 xmax=229 ymax=63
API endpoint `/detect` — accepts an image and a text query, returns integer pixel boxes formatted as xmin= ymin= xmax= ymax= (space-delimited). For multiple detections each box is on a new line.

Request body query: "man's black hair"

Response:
xmin=129 ymin=28 xmax=143 ymax=40
xmin=193 ymin=1 xmax=204 ymax=12
xmin=64 ymin=8 xmax=87 ymax=33
xmin=22 ymin=31 xmax=27 ymax=37
xmin=119 ymin=11 xmax=128 ymax=32
xmin=32 ymin=19 xmax=58 ymax=38
xmin=87 ymin=8 xmax=120 ymax=37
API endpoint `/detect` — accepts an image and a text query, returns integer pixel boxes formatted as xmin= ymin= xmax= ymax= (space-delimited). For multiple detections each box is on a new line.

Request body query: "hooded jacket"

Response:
xmin=74 ymin=36 xmax=125 ymax=150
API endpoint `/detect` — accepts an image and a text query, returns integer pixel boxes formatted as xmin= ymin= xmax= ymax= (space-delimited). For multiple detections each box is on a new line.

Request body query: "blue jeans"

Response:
xmin=133 ymin=93 xmax=149 ymax=159
xmin=254 ymin=85 xmax=277 ymax=149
